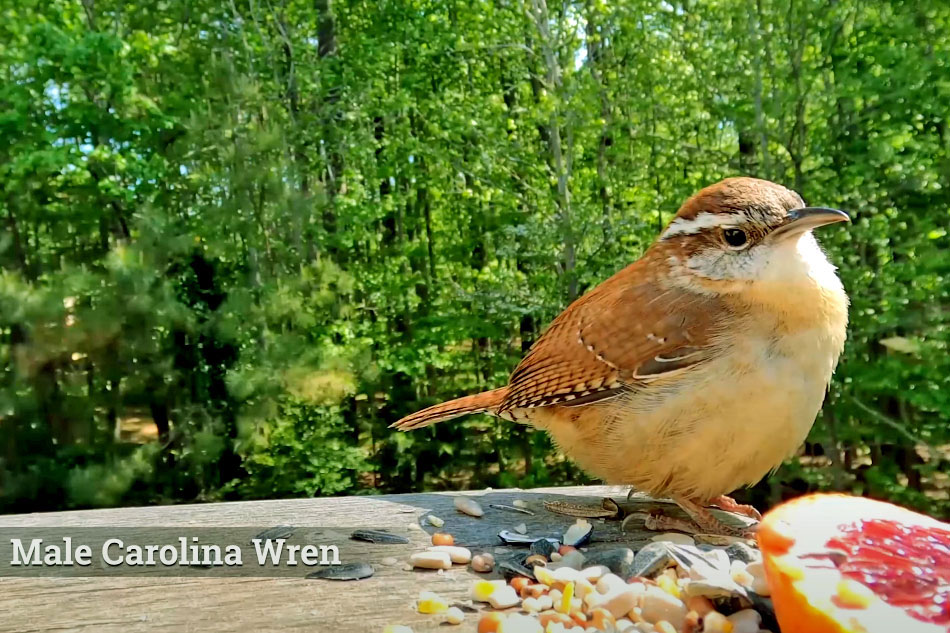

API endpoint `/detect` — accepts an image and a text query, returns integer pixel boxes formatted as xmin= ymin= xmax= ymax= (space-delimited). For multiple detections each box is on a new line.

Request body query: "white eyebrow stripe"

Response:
xmin=661 ymin=212 xmax=741 ymax=239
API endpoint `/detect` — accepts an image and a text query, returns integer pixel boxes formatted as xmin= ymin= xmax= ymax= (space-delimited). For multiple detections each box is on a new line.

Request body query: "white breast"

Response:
xmin=568 ymin=232 xmax=849 ymax=500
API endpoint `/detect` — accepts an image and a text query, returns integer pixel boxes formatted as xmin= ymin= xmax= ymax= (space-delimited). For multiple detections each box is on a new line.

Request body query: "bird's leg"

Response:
xmin=707 ymin=494 xmax=762 ymax=521
xmin=623 ymin=495 xmax=755 ymax=537
xmin=621 ymin=488 xmax=705 ymax=534
xmin=675 ymin=497 xmax=757 ymax=538
xmin=621 ymin=488 xmax=706 ymax=534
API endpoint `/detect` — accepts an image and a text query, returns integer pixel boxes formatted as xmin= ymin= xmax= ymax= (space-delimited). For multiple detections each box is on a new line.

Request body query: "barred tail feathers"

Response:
xmin=390 ymin=388 xmax=508 ymax=431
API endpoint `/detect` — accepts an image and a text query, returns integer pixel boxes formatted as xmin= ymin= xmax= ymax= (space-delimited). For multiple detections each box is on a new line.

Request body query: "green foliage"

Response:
xmin=1 ymin=0 xmax=948 ymax=516
xmin=66 ymin=445 xmax=161 ymax=509
xmin=231 ymin=399 xmax=369 ymax=499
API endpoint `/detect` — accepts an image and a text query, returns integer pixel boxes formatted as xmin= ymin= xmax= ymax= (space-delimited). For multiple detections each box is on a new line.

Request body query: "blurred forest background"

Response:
xmin=2 ymin=0 xmax=949 ymax=516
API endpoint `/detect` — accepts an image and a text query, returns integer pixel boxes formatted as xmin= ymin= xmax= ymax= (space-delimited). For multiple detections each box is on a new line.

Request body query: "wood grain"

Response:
xmin=0 ymin=485 xmax=721 ymax=633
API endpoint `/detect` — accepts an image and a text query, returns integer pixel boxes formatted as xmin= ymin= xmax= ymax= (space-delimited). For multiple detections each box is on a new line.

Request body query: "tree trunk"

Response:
xmin=528 ymin=0 xmax=577 ymax=301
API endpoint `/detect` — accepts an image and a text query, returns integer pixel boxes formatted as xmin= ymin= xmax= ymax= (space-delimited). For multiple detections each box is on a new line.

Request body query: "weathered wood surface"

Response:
xmin=0 ymin=485 xmax=744 ymax=633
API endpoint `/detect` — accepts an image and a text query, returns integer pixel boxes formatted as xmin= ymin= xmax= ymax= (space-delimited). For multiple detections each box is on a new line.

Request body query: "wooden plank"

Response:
xmin=0 ymin=485 xmax=721 ymax=633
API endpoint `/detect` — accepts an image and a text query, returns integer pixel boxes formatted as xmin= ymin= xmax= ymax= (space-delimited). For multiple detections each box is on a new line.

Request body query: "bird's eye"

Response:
xmin=723 ymin=228 xmax=748 ymax=248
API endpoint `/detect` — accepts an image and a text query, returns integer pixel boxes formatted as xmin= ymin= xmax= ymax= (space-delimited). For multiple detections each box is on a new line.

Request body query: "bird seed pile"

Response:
xmin=363 ymin=496 xmax=776 ymax=633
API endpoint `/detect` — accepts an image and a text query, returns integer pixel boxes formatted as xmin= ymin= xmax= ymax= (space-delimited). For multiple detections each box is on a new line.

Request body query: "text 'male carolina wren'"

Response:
xmin=392 ymin=177 xmax=849 ymax=536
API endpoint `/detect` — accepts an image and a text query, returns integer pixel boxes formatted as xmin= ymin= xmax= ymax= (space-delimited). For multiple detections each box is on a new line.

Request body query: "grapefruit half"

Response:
xmin=757 ymin=493 xmax=950 ymax=633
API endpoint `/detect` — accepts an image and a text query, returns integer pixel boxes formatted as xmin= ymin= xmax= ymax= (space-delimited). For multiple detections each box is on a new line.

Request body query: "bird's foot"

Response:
xmin=623 ymin=510 xmax=752 ymax=538
xmin=619 ymin=491 xmax=757 ymax=538
xmin=708 ymin=494 xmax=762 ymax=521
xmin=639 ymin=496 xmax=756 ymax=538
xmin=680 ymin=497 xmax=757 ymax=538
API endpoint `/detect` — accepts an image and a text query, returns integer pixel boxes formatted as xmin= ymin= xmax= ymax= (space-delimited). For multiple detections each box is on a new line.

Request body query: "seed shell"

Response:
xmin=350 ymin=529 xmax=410 ymax=545
xmin=454 ymin=497 xmax=485 ymax=517
xmin=306 ymin=562 xmax=374 ymax=580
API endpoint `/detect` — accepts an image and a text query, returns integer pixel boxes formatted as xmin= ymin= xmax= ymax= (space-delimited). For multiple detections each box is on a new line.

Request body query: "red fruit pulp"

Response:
xmin=826 ymin=518 xmax=950 ymax=627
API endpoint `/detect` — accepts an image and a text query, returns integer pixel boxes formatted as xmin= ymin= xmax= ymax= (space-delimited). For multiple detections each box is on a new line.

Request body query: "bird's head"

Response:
xmin=656 ymin=177 xmax=849 ymax=294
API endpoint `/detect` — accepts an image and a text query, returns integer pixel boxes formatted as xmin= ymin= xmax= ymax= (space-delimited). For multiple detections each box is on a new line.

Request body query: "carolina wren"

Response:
xmin=392 ymin=177 xmax=849 ymax=535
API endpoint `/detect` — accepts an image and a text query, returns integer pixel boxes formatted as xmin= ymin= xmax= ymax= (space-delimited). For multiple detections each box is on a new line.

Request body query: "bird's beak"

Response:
xmin=770 ymin=207 xmax=850 ymax=241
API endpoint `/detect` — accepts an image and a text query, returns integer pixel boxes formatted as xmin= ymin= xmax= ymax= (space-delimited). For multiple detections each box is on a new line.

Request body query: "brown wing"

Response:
xmin=499 ymin=259 xmax=730 ymax=413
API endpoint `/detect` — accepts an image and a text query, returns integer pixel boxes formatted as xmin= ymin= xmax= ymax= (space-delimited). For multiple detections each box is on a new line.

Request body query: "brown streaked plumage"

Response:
xmin=392 ymin=177 xmax=849 ymax=535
